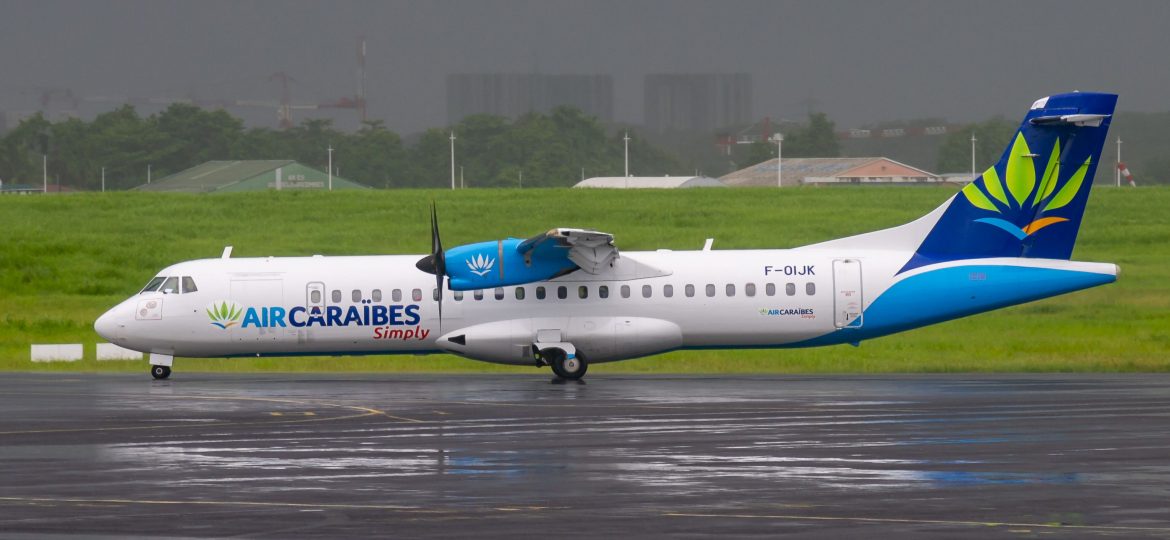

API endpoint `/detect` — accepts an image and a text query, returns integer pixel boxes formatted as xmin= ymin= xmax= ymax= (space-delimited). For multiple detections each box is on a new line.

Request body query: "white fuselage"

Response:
xmin=96 ymin=247 xmax=889 ymax=363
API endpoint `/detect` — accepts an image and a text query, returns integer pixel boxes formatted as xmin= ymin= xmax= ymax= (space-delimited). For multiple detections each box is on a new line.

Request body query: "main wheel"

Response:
xmin=151 ymin=365 xmax=171 ymax=380
xmin=551 ymin=351 xmax=587 ymax=380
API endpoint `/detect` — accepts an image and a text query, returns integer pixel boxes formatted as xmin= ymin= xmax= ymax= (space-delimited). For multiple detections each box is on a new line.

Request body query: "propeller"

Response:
xmin=415 ymin=202 xmax=446 ymax=331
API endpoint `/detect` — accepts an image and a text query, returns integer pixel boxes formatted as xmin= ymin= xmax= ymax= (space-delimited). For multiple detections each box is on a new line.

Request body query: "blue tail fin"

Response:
xmin=902 ymin=92 xmax=1116 ymax=273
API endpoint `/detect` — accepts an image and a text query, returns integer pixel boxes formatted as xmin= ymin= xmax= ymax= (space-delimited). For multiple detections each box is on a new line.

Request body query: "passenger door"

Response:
xmin=833 ymin=259 xmax=863 ymax=328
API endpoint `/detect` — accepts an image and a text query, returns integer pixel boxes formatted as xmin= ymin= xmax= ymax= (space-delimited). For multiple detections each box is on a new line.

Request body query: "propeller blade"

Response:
xmin=429 ymin=202 xmax=445 ymax=332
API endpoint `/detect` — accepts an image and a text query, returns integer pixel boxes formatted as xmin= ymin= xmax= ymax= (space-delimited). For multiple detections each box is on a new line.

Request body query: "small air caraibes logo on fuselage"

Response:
xmin=961 ymin=133 xmax=1092 ymax=240
xmin=207 ymin=301 xmax=243 ymax=329
xmin=467 ymin=254 xmax=495 ymax=276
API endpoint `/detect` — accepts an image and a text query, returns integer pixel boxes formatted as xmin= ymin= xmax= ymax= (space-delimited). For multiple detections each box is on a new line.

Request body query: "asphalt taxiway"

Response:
xmin=2 ymin=373 xmax=1170 ymax=538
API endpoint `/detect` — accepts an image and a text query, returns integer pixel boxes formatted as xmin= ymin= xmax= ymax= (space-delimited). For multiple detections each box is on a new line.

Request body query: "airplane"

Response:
xmin=96 ymin=92 xmax=1118 ymax=381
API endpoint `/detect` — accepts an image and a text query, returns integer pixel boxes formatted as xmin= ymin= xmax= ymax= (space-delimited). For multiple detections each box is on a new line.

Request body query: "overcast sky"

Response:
xmin=2 ymin=0 xmax=1167 ymax=133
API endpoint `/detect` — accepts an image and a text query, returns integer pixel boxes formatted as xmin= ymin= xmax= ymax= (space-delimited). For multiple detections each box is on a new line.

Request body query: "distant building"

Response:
xmin=447 ymin=73 xmax=614 ymax=123
xmin=721 ymin=157 xmax=940 ymax=187
xmin=136 ymin=160 xmax=368 ymax=193
xmin=644 ymin=73 xmax=752 ymax=133
xmin=574 ymin=176 xmax=725 ymax=189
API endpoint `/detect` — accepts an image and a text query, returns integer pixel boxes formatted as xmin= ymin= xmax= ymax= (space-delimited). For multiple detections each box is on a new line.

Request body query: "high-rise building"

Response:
xmin=644 ymin=73 xmax=753 ymax=133
xmin=446 ymin=74 xmax=614 ymax=124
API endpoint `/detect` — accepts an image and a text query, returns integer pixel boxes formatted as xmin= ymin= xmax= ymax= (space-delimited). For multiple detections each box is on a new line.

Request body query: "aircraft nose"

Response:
xmin=94 ymin=307 xmax=121 ymax=342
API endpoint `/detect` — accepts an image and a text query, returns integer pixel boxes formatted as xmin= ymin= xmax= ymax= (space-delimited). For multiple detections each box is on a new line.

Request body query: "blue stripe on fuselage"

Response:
xmin=790 ymin=264 xmax=1115 ymax=347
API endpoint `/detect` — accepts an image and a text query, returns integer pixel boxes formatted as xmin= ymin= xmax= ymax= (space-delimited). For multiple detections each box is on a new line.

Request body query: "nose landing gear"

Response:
xmin=150 ymin=365 xmax=171 ymax=380
xmin=149 ymin=352 xmax=174 ymax=380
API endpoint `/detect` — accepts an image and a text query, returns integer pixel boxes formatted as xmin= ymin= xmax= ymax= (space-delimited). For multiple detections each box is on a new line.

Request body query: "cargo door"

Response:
xmin=229 ymin=279 xmax=289 ymax=343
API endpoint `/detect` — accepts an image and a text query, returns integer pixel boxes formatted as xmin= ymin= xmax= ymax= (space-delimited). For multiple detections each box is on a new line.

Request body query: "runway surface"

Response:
xmin=2 ymin=373 xmax=1170 ymax=538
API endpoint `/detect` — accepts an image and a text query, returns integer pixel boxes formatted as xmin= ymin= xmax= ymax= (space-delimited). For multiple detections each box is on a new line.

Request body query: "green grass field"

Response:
xmin=2 ymin=186 xmax=1167 ymax=374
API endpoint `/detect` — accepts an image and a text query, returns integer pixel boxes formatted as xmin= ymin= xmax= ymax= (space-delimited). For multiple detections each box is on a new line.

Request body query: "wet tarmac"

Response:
xmin=1 ymin=373 xmax=1170 ymax=538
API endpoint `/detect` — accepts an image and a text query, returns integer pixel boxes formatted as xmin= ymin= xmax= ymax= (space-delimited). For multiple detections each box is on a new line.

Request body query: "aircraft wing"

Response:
xmin=517 ymin=228 xmax=619 ymax=274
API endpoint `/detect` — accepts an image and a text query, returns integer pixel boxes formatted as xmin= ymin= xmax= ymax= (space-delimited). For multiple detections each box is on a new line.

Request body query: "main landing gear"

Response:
xmin=150 ymin=365 xmax=172 ymax=380
xmin=544 ymin=348 xmax=588 ymax=381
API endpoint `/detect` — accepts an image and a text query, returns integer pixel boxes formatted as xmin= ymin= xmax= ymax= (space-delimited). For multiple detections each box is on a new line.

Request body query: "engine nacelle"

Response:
xmin=436 ymin=316 xmax=683 ymax=365
xmin=443 ymin=238 xmax=575 ymax=291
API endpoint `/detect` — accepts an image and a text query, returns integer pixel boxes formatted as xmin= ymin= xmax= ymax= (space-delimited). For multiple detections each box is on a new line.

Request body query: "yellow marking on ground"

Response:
xmin=663 ymin=512 xmax=1170 ymax=533
xmin=0 ymin=496 xmax=453 ymax=514
xmin=0 ymin=393 xmax=424 ymax=435
xmin=269 ymin=412 xmax=284 ymax=417
xmin=303 ymin=411 xmax=316 ymax=416
xmin=433 ymin=410 xmax=450 ymax=415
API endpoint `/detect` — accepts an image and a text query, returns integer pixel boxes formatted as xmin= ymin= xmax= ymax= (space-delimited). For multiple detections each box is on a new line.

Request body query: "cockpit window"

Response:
xmin=141 ymin=276 xmax=166 ymax=294
xmin=160 ymin=276 xmax=179 ymax=294
xmin=181 ymin=276 xmax=198 ymax=294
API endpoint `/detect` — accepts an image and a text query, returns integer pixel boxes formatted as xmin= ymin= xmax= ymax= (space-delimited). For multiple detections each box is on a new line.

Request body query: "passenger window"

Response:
xmin=706 ymin=284 xmax=715 ymax=297
xmin=766 ymin=283 xmax=776 ymax=296
xmin=786 ymin=283 xmax=796 ymax=296
xmin=621 ymin=285 xmax=630 ymax=298
xmin=806 ymin=282 xmax=816 ymax=295
xmin=515 ymin=287 xmax=525 ymax=300
xmin=160 ymin=276 xmax=179 ymax=294
xmin=454 ymin=291 xmax=464 ymax=301
xmin=141 ymin=276 xmax=166 ymax=294
xmin=412 ymin=288 xmax=422 ymax=302
xmin=557 ymin=286 xmax=568 ymax=300
xmin=745 ymin=283 xmax=756 ymax=297
xmin=578 ymin=286 xmax=588 ymax=299
xmin=474 ymin=290 xmax=484 ymax=301
xmin=393 ymin=289 xmax=402 ymax=302
xmin=352 ymin=289 xmax=362 ymax=302
xmin=726 ymin=284 xmax=736 ymax=297
xmin=311 ymin=290 xmax=322 ymax=303
xmin=685 ymin=284 xmax=695 ymax=297
xmin=372 ymin=289 xmax=382 ymax=302
xmin=494 ymin=287 xmax=505 ymax=300
xmin=536 ymin=286 xmax=546 ymax=300
xmin=642 ymin=284 xmax=652 ymax=298
xmin=332 ymin=290 xmax=342 ymax=303
xmin=599 ymin=285 xmax=609 ymax=299
xmin=664 ymin=284 xmax=674 ymax=298
xmin=434 ymin=288 xmax=441 ymax=301
xmin=181 ymin=276 xmax=197 ymax=294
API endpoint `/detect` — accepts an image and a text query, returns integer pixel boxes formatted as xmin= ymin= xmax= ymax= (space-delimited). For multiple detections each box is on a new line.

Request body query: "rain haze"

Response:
xmin=2 ymin=0 xmax=1168 ymax=133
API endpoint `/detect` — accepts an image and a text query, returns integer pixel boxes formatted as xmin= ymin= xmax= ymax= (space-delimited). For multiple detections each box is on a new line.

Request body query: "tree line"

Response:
xmin=0 ymin=104 xmax=687 ymax=190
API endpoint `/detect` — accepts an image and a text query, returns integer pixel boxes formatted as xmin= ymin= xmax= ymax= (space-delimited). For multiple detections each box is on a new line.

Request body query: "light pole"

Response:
xmin=101 ymin=167 xmax=105 ymax=193
xmin=449 ymin=131 xmax=456 ymax=190
xmin=327 ymin=145 xmax=334 ymax=191
xmin=147 ymin=164 xmax=151 ymax=184
xmin=1116 ymin=137 xmax=1122 ymax=187
xmin=623 ymin=132 xmax=630 ymax=184
xmin=42 ymin=154 xmax=47 ymax=193
xmin=460 ymin=166 xmax=464 ymax=189
xmin=770 ymin=133 xmax=784 ymax=188
xmin=970 ymin=133 xmax=977 ymax=178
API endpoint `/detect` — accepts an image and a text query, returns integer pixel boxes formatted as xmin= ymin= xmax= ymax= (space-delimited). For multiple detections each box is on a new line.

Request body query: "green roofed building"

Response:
xmin=136 ymin=160 xmax=368 ymax=192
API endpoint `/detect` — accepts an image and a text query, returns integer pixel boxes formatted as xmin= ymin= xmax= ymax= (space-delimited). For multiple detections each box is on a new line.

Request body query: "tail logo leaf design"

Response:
xmin=207 ymin=301 xmax=243 ymax=329
xmin=960 ymin=133 xmax=1087 ymax=239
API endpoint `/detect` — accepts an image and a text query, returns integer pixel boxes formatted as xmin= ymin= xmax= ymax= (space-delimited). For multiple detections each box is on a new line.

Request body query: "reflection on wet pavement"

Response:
xmin=2 ymin=374 xmax=1170 ymax=538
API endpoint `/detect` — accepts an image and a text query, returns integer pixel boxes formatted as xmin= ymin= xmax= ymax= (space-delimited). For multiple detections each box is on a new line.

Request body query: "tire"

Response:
xmin=151 ymin=365 xmax=171 ymax=380
xmin=546 ymin=348 xmax=568 ymax=378
xmin=553 ymin=352 xmax=587 ymax=380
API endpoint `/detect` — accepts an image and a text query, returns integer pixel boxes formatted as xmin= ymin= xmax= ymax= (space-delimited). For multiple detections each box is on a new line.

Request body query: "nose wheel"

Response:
xmin=151 ymin=365 xmax=171 ymax=380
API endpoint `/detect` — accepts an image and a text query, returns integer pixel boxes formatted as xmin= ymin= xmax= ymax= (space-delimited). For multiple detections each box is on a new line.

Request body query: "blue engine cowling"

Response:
xmin=443 ymin=238 xmax=577 ymax=291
